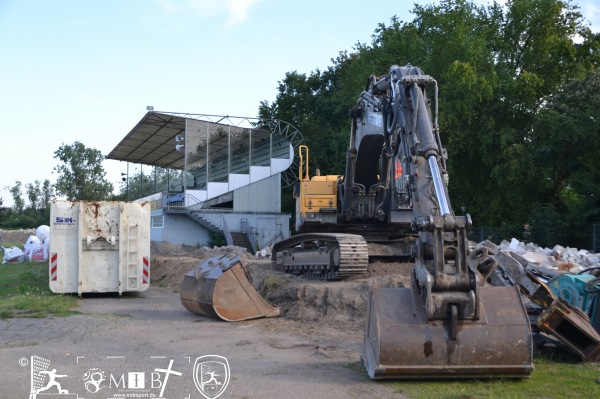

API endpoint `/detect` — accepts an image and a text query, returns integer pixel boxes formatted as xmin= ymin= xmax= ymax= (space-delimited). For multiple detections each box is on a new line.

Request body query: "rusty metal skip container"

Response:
xmin=180 ymin=253 xmax=280 ymax=321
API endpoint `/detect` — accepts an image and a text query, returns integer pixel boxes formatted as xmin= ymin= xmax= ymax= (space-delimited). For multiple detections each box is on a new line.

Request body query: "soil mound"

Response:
xmin=150 ymin=243 xmax=413 ymax=329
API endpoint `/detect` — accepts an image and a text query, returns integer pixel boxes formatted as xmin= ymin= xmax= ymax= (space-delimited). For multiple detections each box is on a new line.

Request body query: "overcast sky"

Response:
xmin=1 ymin=0 xmax=598 ymax=207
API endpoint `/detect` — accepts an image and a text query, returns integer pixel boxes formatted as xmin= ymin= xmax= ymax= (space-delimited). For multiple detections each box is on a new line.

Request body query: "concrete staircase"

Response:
xmin=187 ymin=211 xmax=222 ymax=233
xmin=231 ymin=232 xmax=255 ymax=253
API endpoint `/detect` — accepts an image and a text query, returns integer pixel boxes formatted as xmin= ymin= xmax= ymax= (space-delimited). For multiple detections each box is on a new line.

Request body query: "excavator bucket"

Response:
xmin=363 ymin=284 xmax=534 ymax=379
xmin=180 ymin=253 xmax=280 ymax=321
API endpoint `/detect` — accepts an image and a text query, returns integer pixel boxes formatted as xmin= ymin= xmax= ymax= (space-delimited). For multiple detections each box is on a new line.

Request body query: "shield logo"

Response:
xmin=193 ymin=355 xmax=230 ymax=399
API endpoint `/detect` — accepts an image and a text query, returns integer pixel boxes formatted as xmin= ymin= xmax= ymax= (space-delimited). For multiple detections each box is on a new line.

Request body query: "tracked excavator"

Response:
xmin=272 ymin=65 xmax=534 ymax=379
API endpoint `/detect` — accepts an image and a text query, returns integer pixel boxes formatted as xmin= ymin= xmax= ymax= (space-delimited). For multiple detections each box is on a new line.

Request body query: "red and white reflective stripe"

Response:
xmin=142 ymin=257 xmax=149 ymax=284
xmin=50 ymin=253 xmax=58 ymax=281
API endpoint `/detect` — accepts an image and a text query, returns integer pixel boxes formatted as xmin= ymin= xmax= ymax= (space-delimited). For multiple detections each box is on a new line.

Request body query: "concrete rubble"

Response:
xmin=496 ymin=237 xmax=600 ymax=272
xmin=477 ymin=238 xmax=600 ymax=362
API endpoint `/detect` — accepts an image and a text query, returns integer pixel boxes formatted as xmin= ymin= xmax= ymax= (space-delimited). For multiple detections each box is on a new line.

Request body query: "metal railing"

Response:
xmin=222 ymin=218 xmax=233 ymax=246
xmin=246 ymin=226 xmax=258 ymax=253
xmin=163 ymin=193 xmax=203 ymax=212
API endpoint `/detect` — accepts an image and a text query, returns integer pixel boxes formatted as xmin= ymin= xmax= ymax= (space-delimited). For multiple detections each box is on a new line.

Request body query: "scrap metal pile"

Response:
xmin=476 ymin=238 xmax=600 ymax=362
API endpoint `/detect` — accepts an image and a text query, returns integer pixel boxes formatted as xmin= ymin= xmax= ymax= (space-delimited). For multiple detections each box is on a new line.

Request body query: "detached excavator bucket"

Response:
xmin=363 ymin=284 xmax=533 ymax=379
xmin=180 ymin=253 xmax=280 ymax=321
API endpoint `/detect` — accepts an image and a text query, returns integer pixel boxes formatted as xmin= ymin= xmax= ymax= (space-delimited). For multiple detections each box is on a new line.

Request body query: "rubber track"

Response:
xmin=272 ymin=233 xmax=368 ymax=279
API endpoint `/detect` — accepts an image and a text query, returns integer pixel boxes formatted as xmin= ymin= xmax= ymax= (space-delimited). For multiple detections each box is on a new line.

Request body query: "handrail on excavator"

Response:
xmin=299 ymin=144 xmax=310 ymax=182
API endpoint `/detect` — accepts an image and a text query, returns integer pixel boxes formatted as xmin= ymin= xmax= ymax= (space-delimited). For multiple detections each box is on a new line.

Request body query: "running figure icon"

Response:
xmin=203 ymin=371 xmax=222 ymax=387
xmin=35 ymin=369 xmax=69 ymax=394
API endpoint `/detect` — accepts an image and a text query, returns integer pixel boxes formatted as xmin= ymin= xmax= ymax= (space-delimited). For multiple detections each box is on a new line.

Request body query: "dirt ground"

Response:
xmin=150 ymin=242 xmax=414 ymax=330
xmin=1 ymin=240 xmax=414 ymax=398
xmin=2 ymin=231 xmax=415 ymax=331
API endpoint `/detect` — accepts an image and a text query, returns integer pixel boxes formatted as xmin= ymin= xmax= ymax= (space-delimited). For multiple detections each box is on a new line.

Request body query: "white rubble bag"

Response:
xmin=27 ymin=244 xmax=48 ymax=262
xmin=36 ymin=225 xmax=50 ymax=243
xmin=2 ymin=246 xmax=26 ymax=264
xmin=24 ymin=235 xmax=42 ymax=254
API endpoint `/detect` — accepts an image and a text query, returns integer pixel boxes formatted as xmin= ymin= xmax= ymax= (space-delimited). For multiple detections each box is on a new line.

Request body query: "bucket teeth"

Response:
xmin=181 ymin=254 xmax=280 ymax=321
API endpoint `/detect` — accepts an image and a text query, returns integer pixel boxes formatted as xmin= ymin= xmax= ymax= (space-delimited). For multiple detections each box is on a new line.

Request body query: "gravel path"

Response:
xmin=0 ymin=285 xmax=407 ymax=399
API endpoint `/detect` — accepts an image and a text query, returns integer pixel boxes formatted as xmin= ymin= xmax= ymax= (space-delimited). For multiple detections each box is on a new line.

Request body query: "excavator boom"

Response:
xmin=360 ymin=65 xmax=533 ymax=379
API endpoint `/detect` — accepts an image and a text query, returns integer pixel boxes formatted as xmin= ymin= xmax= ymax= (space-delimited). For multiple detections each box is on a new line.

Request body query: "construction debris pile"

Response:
xmin=1 ymin=225 xmax=50 ymax=264
xmin=496 ymin=238 xmax=600 ymax=272
xmin=478 ymin=238 xmax=600 ymax=362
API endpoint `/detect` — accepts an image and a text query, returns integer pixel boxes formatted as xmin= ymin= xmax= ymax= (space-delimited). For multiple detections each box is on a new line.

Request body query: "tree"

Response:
xmin=7 ymin=181 xmax=25 ymax=213
xmin=41 ymin=179 xmax=54 ymax=209
xmin=259 ymin=0 xmax=600 ymax=244
xmin=0 ymin=197 xmax=7 ymax=226
xmin=26 ymin=181 xmax=42 ymax=211
xmin=23 ymin=179 xmax=53 ymax=227
xmin=526 ymin=68 xmax=600 ymax=247
xmin=0 ymin=179 xmax=54 ymax=228
xmin=259 ymin=70 xmax=349 ymax=175
xmin=53 ymin=142 xmax=114 ymax=201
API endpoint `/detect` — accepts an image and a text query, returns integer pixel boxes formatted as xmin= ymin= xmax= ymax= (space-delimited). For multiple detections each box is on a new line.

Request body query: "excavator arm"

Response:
xmin=389 ymin=66 xmax=479 ymax=330
xmin=346 ymin=65 xmax=480 ymax=328
xmin=360 ymin=65 xmax=533 ymax=379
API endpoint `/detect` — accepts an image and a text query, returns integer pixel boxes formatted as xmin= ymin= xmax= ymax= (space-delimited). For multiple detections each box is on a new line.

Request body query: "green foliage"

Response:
xmin=0 ymin=260 xmax=78 ymax=318
xmin=258 ymin=275 xmax=287 ymax=300
xmin=0 ymin=201 xmax=7 ymax=227
xmin=7 ymin=181 xmax=25 ymax=213
xmin=2 ymin=179 xmax=53 ymax=228
xmin=2 ymin=140 xmax=116 ymax=228
xmin=208 ymin=230 xmax=227 ymax=248
xmin=1 ymin=213 xmax=40 ymax=229
xmin=525 ymin=68 xmax=600 ymax=247
xmin=53 ymin=141 xmax=114 ymax=201
xmin=260 ymin=0 xmax=600 ymax=246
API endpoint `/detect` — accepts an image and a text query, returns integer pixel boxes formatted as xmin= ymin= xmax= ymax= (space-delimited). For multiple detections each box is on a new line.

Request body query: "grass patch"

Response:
xmin=151 ymin=277 xmax=169 ymax=288
xmin=0 ymin=258 xmax=79 ymax=318
xmin=388 ymin=350 xmax=600 ymax=399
